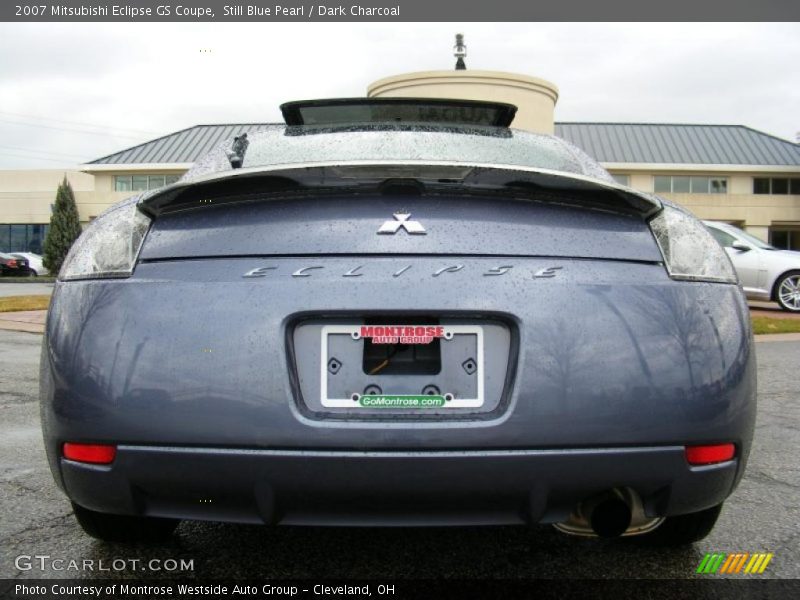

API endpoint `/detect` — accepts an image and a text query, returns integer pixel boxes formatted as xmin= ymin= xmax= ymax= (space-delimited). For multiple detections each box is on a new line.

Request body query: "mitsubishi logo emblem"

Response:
xmin=377 ymin=212 xmax=427 ymax=235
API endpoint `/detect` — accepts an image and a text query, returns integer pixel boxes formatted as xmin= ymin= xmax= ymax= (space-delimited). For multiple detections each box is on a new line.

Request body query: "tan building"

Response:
xmin=0 ymin=170 xmax=93 ymax=253
xmin=2 ymin=68 xmax=799 ymax=252
xmin=368 ymin=70 xmax=559 ymax=134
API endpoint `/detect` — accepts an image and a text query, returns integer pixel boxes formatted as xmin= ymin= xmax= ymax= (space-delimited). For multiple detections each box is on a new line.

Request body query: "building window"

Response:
xmin=753 ymin=178 xmax=770 ymax=194
xmin=115 ymin=174 xmax=181 ymax=192
xmin=610 ymin=174 xmax=629 ymax=186
xmin=654 ymin=176 xmax=671 ymax=193
xmin=114 ymin=176 xmax=131 ymax=191
xmin=772 ymin=179 xmax=789 ymax=194
xmin=653 ymin=175 xmax=728 ymax=194
xmin=754 ymin=177 xmax=800 ymax=195
xmin=131 ymin=175 xmax=149 ymax=191
xmin=0 ymin=224 xmax=50 ymax=254
xmin=690 ymin=176 xmax=709 ymax=193
xmin=672 ymin=176 xmax=691 ymax=193
xmin=770 ymin=228 xmax=800 ymax=251
xmin=710 ymin=178 xmax=728 ymax=194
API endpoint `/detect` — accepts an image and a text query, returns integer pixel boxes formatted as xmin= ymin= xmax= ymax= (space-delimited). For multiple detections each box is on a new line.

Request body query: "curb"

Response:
xmin=0 ymin=321 xmax=44 ymax=334
xmin=0 ymin=279 xmax=55 ymax=284
xmin=754 ymin=333 xmax=800 ymax=343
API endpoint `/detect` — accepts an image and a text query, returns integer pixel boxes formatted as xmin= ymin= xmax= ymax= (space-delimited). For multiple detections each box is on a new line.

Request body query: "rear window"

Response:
xmin=210 ymin=126 xmax=616 ymax=184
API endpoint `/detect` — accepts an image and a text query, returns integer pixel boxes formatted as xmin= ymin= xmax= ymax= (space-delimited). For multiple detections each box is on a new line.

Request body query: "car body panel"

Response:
xmin=140 ymin=195 xmax=663 ymax=262
xmin=731 ymin=250 xmax=766 ymax=295
xmin=705 ymin=220 xmax=800 ymax=301
xmin=41 ymin=256 xmax=754 ymax=478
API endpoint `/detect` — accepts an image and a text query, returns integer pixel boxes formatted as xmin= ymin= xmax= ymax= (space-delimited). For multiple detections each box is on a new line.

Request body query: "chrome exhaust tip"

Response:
xmin=553 ymin=487 xmax=664 ymax=538
xmin=588 ymin=493 xmax=632 ymax=538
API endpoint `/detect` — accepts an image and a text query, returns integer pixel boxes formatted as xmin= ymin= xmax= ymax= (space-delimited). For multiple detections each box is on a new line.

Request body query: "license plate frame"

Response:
xmin=320 ymin=324 xmax=485 ymax=409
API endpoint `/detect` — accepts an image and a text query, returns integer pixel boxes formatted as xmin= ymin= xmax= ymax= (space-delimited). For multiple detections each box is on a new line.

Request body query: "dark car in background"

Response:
xmin=0 ymin=252 xmax=33 ymax=276
xmin=40 ymin=98 xmax=756 ymax=546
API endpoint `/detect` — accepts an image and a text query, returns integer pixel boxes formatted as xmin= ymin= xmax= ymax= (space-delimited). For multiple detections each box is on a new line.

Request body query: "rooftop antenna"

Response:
xmin=453 ymin=33 xmax=467 ymax=70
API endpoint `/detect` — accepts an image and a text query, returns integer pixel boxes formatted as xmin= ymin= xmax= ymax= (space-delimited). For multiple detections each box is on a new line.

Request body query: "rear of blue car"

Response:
xmin=40 ymin=102 xmax=756 ymax=545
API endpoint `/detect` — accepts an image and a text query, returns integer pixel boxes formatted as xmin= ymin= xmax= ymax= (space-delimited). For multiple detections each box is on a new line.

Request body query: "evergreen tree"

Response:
xmin=42 ymin=176 xmax=82 ymax=274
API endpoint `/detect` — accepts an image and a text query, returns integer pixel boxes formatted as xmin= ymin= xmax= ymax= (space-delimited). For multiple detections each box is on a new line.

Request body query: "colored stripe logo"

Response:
xmin=697 ymin=552 xmax=773 ymax=574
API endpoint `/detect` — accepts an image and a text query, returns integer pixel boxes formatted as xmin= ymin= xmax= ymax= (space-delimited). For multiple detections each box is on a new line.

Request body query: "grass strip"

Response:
xmin=0 ymin=295 xmax=51 ymax=312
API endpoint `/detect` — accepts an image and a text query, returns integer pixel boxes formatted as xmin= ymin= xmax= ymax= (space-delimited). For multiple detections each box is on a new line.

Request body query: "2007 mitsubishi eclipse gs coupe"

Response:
xmin=41 ymin=98 xmax=756 ymax=545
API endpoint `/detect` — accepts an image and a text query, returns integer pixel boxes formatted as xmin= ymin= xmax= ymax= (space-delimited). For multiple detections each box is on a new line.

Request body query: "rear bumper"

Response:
xmin=42 ymin=256 xmax=757 ymax=523
xmin=62 ymin=445 xmax=738 ymax=526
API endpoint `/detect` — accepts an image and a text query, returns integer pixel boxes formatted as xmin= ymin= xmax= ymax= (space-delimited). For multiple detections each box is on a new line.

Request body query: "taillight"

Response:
xmin=685 ymin=443 xmax=735 ymax=465
xmin=60 ymin=198 xmax=150 ymax=280
xmin=63 ymin=443 xmax=117 ymax=465
xmin=648 ymin=205 xmax=737 ymax=283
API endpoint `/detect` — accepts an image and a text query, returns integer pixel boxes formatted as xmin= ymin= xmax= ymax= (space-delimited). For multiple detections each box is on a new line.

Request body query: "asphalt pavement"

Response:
xmin=1 ymin=330 xmax=798 ymax=580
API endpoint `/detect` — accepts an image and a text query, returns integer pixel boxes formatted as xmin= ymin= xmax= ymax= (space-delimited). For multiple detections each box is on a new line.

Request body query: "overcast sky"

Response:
xmin=0 ymin=22 xmax=797 ymax=169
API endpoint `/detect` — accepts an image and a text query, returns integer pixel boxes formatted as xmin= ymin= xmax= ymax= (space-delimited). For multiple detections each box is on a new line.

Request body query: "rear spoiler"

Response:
xmin=280 ymin=97 xmax=518 ymax=128
xmin=138 ymin=162 xmax=662 ymax=219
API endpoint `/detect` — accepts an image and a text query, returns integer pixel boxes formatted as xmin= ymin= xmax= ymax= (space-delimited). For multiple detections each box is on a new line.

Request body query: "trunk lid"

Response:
xmin=140 ymin=191 xmax=662 ymax=263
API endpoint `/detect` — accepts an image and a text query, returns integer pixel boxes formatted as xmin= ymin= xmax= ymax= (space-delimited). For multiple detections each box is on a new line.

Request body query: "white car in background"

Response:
xmin=11 ymin=252 xmax=48 ymax=276
xmin=704 ymin=221 xmax=800 ymax=312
